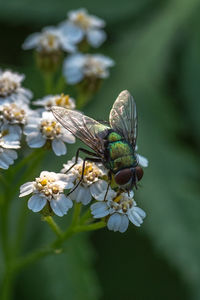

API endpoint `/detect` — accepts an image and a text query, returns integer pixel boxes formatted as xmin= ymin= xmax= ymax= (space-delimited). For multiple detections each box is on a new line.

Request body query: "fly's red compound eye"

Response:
xmin=114 ymin=168 xmax=133 ymax=185
xmin=135 ymin=166 xmax=143 ymax=181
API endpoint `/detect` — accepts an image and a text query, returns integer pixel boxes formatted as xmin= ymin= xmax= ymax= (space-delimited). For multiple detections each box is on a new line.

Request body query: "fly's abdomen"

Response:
xmin=107 ymin=140 xmax=136 ymax=173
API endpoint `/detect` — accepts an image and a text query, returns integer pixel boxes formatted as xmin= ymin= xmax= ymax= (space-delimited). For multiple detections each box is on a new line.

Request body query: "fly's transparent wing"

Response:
xmin=51 ymin=106 xmax=109 ymax=157
xmin=109 ymin=90 xmax=137 ymax=148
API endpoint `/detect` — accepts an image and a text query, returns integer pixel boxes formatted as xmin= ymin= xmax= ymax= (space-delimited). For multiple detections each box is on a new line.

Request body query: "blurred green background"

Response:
xmin=1 ymin=0 xmax=200 ymax=299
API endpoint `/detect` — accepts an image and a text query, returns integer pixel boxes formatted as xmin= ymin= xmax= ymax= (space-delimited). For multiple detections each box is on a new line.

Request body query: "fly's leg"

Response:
xmin=67 ymin=157 xmax=102 ymax=196
xmin=103 ymin=170 xmax=112 ymax=201
xmin=64 ymin=148 xmax=100 ymax=174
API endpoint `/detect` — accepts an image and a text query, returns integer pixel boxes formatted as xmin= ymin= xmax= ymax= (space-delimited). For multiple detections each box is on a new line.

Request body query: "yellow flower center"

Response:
xmin=55 ymin=94 xmax=70 ymax=107
xmin=41 ymin=120 xmax=61 ymax=138
xmin=36 ymin=176 xmax=60 ymax=197
xmin=2 ymin=103 xmax=25 ymax=123
xmin=112 ymin=194 xmax=133 ymax=213
xmin=75 ymin=162 xmax=101 ymax=183
xmin=0 ymin=78 xmax=19 ymax=96
xmin=74 ymin=13 xmax=91 ymax=30
xmin=40 ymin=178 xmax=48 ymax=186
xmin=47 ymin=34 xmax=56 ymax=47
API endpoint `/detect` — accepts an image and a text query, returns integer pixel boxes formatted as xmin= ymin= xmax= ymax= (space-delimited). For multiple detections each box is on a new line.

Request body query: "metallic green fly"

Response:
xmin=51 ymin=90 xmax=144 ymax=196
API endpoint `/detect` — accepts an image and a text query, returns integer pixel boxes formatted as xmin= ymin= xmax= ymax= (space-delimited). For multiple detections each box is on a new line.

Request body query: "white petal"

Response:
xmin=70 ymin=185 xmax=92 ymax=205
xmin=0 ymin=157 xmax=9 ymax=169
xmin=63 ymin=55 xmax=85 ymax=84
xmin=56 ymin=174 xmax=74 ymax=189
xmin=91 ymin=202 xmax=109 ymax=218
xmin=50 ymin=194 xmax=73 ymax=217
xmin=19 ymin=182 xmax=34 ymax=197
xmin=137 ymin=154 xmax=149 ymax=168
xmin=128 ymin=207 xmax=146 ymax=227
xmin=52 ymin=139 xmax=66 ymax=156
xmin=4 ymin=149 xmax=18 ymax=160
xmin=0 ymin=151 xmax=16 ymax=169
xmin=63 ymin=67 xmax=84 ymax=84
xmin=134 ymin=207 xmax=146 ymax=219
xmin=59 ymin=22 xmax=84 ymax=44
xmin=28 ymin=194 xmax=46 ymax=212
xmin=61 ymin=131 xmax=75 ymax=143
xmin=107 ymin=213 xmax=122 ymax=232
xmin=87 ymin=29 xmax=106 ymax=47
xmin=22 ymin=33 xmax=40 ymax=49
xmin=90 ymin=180 xmax=108 ymax=200
xmin=118 ymin=215 xmax=129 ymax=233
xmin=27 ymin=133 xmax=46 ymax=148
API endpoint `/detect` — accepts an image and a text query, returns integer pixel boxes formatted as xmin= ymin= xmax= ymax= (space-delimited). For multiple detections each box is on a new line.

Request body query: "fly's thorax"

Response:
xmin=106 ymin=138 xmax=136 ymax=172
xmin=107 ymin=131 xmax=122 ymax=142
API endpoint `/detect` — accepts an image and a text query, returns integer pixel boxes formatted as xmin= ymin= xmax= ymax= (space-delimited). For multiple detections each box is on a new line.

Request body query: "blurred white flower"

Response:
xmin=19 ymin=171 xmax=74 ymax=216
xmin=60 ymin=8 xmax=106 ymax=48
xmin=0 ymin=70 xmax=32 ymax=104
xmin=22 ymin=26 xmax=77 ymax=53
xmin=63 ymin=53 xmax=115 ymax=84
xmin=0 ymin=102 xmax=33 ymax=126
xmin=24 ymin=111 xmax=75 ymax=156
xmin=91 ymin=191 xmax=146 ymax=233
xmin=61 ymin=157 xmax=109 ymax=205
xmin=33 ymin=93 xmax=76 ymax=110
xmin=137 ymin=153 xmax=148 ymax=168
xmin=135 ymin=145 xmax=149 ymax=168
xmin=0 ymin=123 xmax=21 ymax=169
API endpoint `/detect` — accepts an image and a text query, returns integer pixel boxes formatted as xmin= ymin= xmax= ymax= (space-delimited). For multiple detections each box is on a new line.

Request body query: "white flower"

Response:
xmin=61 ymin=157 xmax=108 ymax=205
xmin=0 ymin=102 xmax=33 ymax=126
xmin=24 ymin=111 xmax=75 ymax=156
xmin=0 ymin=123 xmax=21 ymax=169
xmin=135 ymin=145 xmax=149 ymax=168
xmin=0 ymin=70 xmax=32 ymax=104
xmin=91 ymin=192 xmax=146 ymax=233
xmin=63 ymin=53 xmax=115 ymax=84
xmin=33 ymin=93 xmax=76 ymax=110
xmin=22 ymin=26 xmax=77 ymax=53
xmin=19 ymin=171 xmax=74 ymax=216
xmin=60 ymin=8 xmax=106 ymax=48
xmin=137 ymin=153 xmax=148 ymax=168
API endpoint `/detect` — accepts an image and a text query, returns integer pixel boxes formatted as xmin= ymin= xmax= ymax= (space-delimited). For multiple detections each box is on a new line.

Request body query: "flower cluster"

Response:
xmin=23 ymin=8 xmax=114 ymax=85
xmin=0 ymin=68 xmax=76 ymax=169
xmin=20 ymin=171 xmax=73 ymax=216
xmin=20 ymin=153 xmax=148 ymax=233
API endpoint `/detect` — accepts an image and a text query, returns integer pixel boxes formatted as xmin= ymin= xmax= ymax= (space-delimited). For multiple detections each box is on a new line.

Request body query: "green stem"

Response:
xmin=14 ymin=149 xmax=46 ymax=256
xmin=14 ymin=246 xmax=54 ymax=272
xmin=75 ymin=221 xmax=106 ymax=232
xmin=13 ymin=220 xmax=106 ymax=273
xmin=71 ymin=202 xmax=82 ymax=226
xmin=79 ymin=208 xmax=92 ymax=224
xmin=0 ymin=265 xmax=15 ymax=300
xmin=76 ymin=93 xmax=90 ymax=110
xmin=44 ymin=216 xmax=63 ymax=238
xmin=44 ymin=72 xmax=54 ymax=94
xmin=55 ymin=76 xmax=66 ymax=94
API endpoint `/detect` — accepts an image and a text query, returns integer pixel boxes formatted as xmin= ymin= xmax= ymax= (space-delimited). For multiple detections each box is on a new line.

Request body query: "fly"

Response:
xmin=51 ymin=90 xmax=144 ymax=197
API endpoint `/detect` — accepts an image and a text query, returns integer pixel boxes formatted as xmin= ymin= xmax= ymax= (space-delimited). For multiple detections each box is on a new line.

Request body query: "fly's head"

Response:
xmin=114 ymin=166 xmax=143 ymax=191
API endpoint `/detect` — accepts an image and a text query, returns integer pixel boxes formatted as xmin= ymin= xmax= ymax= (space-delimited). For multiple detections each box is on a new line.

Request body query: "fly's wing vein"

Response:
xmin=51 ymin=106 xmax=109 ymax=157
xmin=109 ymin=90 xmax=137 ymax=148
